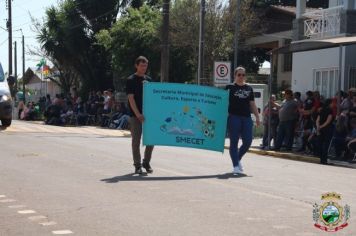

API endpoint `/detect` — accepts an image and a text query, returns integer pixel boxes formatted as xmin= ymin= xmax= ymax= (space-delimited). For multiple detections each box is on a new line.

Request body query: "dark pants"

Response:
xmin=262 ymin=123 xmax=277 ymax=147
xmin=275 ymin=120 xmax=296 ymax=150
xmin=129 ymin=117 xmax=154 ymax=167
xmin=228 ymin=115 xmax=253 ymax=167
xmin=317 ymin=128 xmax=333 ymax=164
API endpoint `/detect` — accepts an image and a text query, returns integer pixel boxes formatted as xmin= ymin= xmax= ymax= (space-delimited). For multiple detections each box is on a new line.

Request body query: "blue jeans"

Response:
xmin=228 ymin=115 xmax=253 ymax=167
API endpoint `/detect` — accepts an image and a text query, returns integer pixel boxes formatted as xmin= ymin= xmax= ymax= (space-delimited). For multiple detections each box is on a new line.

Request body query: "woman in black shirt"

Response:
xmin=316 ymin=98 xmax=334 ymax=164
xmin=225 ymin=66 xmax=260 ymax=174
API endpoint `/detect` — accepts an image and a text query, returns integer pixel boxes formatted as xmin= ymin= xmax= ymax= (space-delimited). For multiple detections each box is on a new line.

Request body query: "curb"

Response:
xmin=248 ymin=148 xmax=320 ymax=164
xmin=224 ymin=145 xmax=320 ymax=164
xmin=224 ymin=145 xmax=356 ymax=168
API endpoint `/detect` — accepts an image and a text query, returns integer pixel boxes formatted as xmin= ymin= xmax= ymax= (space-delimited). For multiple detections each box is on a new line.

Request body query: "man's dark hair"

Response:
xmin=294 ymin=92 xmax=301 ymax=98
xmin=135 ymin=56 xmax=148 ymax=65
xmin=306 ymin=91 xmax=313 ymax=97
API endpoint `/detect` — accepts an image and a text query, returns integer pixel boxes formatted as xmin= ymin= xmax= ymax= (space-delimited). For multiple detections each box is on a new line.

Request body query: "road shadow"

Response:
xmin=0 ymin=126 xmax=7 ymax=131
xmin=101 ymin=173 xmax=251 ymax=183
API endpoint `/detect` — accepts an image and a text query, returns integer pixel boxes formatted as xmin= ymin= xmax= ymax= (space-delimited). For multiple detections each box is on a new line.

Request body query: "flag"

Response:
xmin=36 ymin=58 xmax=46 ymax=71
xmin=43 ymin=65 xmax=50 ymax=76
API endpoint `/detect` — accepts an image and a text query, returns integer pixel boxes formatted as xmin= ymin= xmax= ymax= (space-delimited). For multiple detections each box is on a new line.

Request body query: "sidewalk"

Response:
xmin=224 ymin=138 xmax=356 ymax=169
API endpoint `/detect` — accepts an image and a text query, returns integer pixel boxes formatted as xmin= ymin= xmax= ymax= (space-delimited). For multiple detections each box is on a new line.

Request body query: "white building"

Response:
xmin=24 ymin=68 xmax=61 ymax=102
xmin=289 ymin=0 xmax=356 ymax=98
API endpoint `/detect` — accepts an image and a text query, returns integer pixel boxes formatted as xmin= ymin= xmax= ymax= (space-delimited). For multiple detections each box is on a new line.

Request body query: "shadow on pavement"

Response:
xmin=101 ymin=173 xmax=251 ymax=183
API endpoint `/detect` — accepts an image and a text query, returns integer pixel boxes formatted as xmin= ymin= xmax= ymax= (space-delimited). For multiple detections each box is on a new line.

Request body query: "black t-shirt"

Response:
xmin=319 ymin=107 xmax=333 ymax=132
xmin=125 ymin=74 xmax=152 ymax=117
xmin=225 ymin=83 xmax=255 ymax=117
xmin=304 ymin=97 xmax=314 ymax=111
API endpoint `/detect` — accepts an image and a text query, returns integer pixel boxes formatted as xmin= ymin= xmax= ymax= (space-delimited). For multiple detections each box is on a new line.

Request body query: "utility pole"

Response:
xmin=14 ymin=41 xmax=17 ymax=93
xmin=233 ymin=0 xmax=241 ymax=71
xmin=197 ymin=0 xmax=206 ymax=85
xmin=22 ymin=34 xmax=26 ymax=103
xmin=7 ymin=0 xmax=13 ymax=78
xmin=160 ymin=0 xmax=170 ymax=82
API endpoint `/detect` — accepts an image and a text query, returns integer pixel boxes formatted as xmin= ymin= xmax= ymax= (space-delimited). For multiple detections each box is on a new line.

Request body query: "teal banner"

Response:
xmin=143 ymin=82 xmax=229 ymax=152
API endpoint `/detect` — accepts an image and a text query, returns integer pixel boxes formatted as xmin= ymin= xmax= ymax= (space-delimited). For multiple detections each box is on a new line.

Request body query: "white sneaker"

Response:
xmin=238 ymin=161 xmax=243 ymax=171
xmin=233 ymin=166 xmax=243 ymax=175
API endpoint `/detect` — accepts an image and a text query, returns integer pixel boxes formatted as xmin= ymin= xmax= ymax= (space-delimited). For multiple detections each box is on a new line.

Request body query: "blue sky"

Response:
xmin=0 ymin=0 xmax=58 ymax=76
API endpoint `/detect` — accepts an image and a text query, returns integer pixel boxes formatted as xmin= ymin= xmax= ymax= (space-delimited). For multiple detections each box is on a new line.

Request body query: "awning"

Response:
xmin=271 ymin=36 xmax=356 ymax=54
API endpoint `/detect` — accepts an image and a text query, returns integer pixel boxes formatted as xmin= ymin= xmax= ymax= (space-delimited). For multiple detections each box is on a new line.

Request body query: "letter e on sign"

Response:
xmin=214 ymin=61 xmax=231 ymax=87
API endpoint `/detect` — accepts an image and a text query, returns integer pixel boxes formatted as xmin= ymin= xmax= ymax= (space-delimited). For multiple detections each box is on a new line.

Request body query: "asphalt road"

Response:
xmin=0 ymin=121 xmax=355 ymax=236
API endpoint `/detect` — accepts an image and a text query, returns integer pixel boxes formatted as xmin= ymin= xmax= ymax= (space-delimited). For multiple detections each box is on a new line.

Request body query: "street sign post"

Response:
xmin=214 ymin=61 xmax=231 ymax=87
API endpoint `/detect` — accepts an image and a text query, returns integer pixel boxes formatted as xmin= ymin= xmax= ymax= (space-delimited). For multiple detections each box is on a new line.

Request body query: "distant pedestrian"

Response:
xmin=126 ymin=56 xmax=154 ymax=174
xmin=261 ymin=94 xmax=279 ymax=149
xmin=226 ymin=66 xmax=260 ymax=175
xmin=274 ymin=89 xmax=299 ymax=151
xmin=316 ymin=99 xmax=334 ymax=164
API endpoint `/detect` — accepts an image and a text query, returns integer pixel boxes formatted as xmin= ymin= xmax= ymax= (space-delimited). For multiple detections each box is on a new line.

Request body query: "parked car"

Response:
xmin=0 ymin=62 xmax=12 ymax=127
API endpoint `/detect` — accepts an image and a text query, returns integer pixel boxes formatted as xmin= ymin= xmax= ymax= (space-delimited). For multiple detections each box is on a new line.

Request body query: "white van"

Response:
xmin=0 ymin=63 xmax=12 ymax=127
xmin=249 ymin=83 xmax=268 ymax=121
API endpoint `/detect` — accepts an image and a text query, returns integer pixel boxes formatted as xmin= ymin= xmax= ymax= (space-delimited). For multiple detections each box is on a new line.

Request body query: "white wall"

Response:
xmin=292 ymin=47 xmax=341 ymax=96
xmin=277 ymin=39 xmax=292 ymax=88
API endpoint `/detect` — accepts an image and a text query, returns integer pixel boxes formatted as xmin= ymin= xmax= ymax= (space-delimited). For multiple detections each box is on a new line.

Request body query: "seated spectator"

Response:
xmin=74 ymin=97 xmax=88 ymax=126
xmin=44 ymin=104 xmax=62 ymax=125
xmin=115 ymin=114 xmax=130 ymax=130
xmin=23 ymin=102 xmax=36 ymax=121
xmin=332 ymin=114 xmax=349 ymax=159
xmin=111 ymin=103 xmax=130 ymax=130
xmin=60 ymin=106 xmax=74 ymax=124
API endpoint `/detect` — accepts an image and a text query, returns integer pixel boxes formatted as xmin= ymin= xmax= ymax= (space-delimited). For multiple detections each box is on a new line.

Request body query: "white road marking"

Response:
xmin=39 ymin=221 xmax=57 ymax=226
xmin=0 ymin=199 xmax=16 ymax=203
xmin=0 ymin=195 xmax=6 ymax=198
xmin=52 ymin=230 xmax=73 ymax=235
xmin=28 ymin=215 xmax=47 ymax=221
xmin=8 ymin=205 xmax=26 ymax=208
xmin=18 ymin=210 xmax=36 ymax=214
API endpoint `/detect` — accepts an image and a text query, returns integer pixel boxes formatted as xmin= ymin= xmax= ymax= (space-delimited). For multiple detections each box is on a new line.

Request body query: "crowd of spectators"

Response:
xmin=261 ymin=89 xmax=356 ymax=163
xmin=18 ymin=89 xmax=130 ymax=130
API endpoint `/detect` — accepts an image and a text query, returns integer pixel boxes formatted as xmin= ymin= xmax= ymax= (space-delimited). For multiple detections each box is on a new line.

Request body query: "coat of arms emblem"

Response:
xmin=313 ymin=192 xmax=350 ymax=232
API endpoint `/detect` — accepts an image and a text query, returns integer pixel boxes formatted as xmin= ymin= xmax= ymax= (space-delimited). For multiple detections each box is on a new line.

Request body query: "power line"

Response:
xmin=0 ymin=38 xmax=7 ymax=46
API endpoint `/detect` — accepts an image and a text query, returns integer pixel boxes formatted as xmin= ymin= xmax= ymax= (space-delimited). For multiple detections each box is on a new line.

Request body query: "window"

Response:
xmin=0 ymin=63 xmax=4 ymax=82
xmin=337 ymin=0 xmax=344 ymax=6
xmin=313 ymin=68 xmax=339 ymax=98
xmin=349 ymin=67 xmax=356 ymax=89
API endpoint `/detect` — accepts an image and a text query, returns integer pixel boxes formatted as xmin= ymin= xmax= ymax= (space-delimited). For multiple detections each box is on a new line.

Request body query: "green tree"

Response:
xmin=96 ymin=5 xmax=161 ymax=90
xmin=170 ymin=0 xmax=266 ymax=82
xmin=35 ymin=0 xmax=126 ymax=96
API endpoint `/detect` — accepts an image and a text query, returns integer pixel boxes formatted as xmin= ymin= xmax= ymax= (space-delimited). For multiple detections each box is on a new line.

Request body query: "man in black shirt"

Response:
xmin=126 ymin=56 xmax=154 ymax=174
